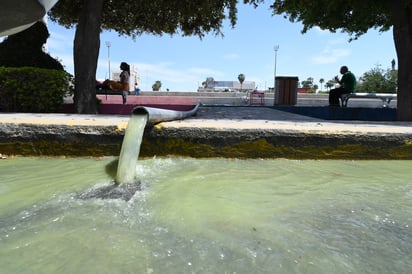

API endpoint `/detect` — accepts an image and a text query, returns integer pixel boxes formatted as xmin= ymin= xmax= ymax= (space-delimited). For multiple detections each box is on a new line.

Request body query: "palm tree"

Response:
xmin=238 ymin=73 xmax=245 ymax=92
xmin=319 ymin=78 xmax=325 ymax=92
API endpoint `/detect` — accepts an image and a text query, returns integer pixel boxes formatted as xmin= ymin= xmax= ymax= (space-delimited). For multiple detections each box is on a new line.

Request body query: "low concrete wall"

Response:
xmin=131 ymin=91 xmax=327 ymax=107
xmin=1 ymin=122 xmax=411 ymax=159
xmin=68 ymin=91 xmax=329 ymax=108
xmin=138 ymin=91 xmax=273 ymax=106
xmin=103 ymin=91 xmax=277 ymax=107
xmin=1 ymin=110 xmax=412 ymax=159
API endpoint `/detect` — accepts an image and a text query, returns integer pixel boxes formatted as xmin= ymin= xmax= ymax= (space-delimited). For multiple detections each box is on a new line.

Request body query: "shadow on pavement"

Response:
xmin=272 ymin=106 xmax=397 ymax=121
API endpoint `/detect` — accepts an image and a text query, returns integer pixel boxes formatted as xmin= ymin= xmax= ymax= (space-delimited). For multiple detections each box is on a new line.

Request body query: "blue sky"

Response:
xmin=46 ymin=2 xmax=396 ymax=91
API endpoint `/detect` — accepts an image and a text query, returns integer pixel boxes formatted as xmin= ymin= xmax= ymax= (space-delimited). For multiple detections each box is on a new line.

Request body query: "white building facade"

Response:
xmin=112 ymin=65 xmax=140 ymax=92
xmin=198 ymin=79 xmax=256 ymax=92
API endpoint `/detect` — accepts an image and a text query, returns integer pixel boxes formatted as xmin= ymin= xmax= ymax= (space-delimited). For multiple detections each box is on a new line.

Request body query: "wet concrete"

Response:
xmin=1 ymin=106 xmax=412 ymax=159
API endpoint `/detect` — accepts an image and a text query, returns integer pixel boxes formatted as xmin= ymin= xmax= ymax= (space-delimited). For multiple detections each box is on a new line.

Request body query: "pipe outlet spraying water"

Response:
xmin=80 ymin=104 xmax=200 ymax=201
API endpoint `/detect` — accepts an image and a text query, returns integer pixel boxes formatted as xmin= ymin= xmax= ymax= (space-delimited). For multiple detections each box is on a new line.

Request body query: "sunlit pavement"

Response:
xmin=1 ymin=103 xmax=412 ymax=159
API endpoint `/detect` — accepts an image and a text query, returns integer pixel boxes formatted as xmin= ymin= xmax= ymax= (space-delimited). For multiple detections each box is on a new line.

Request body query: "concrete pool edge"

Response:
xmin=1 ymin=108 xmax=412 ymax=159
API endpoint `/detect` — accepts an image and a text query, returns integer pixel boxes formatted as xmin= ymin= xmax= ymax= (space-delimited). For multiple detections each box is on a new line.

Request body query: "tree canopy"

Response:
xmin=48 ymin=0 xmax=255 ymax=114
xmin=49 ymin=0 xmax=241 ymax=38
xmin=266 ymin=0 xmax=392 ymax=40
xmin=238 ymin=73 xmax=245 ymax=84
xmin=152 ymin=80 xmax=162 ymax=91
xmin=357 ymin=65 xmax=397 ymax=94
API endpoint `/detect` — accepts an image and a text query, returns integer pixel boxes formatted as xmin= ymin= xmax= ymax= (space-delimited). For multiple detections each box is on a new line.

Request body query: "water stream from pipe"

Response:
xmin=79 ymin=104 xmax=199 ymax=200
xmin=115 ymin=108 xmax=148 ymax=185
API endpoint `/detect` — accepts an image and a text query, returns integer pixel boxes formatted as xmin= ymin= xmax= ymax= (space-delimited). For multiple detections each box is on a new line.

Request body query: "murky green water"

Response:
xmin=0 ymin=157 xmax=411 ymax=273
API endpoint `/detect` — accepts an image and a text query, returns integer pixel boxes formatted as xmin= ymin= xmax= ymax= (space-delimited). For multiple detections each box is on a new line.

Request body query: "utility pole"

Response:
xmin=273 ymin=45 xmax=279 ymax=92
xmin=105 ymin=41 xmax=111 ymax=79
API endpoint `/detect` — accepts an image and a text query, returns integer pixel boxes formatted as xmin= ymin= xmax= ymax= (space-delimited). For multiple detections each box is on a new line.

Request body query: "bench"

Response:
xmin=96 ymin=88 xmax=130 ymax=99
xmin=341 ymin=93 xmax=397 ymax=108
xmin=241 ymin=91 xmax=265 ymax=106
xmin=250 ymin=91 xmax=265 ymax=106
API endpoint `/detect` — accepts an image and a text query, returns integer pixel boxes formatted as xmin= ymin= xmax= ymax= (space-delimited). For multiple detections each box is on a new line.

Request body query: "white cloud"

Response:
xmin=133 ymin=62 xmax=222 ymax=82
xmin=99 ymin=61 xmax=224 ymax=90
xmin=311 ymin=41 xmax=351 ymax=64
xmin=188 ymin=67 xmax=219 ymax=75
xmin=47 ymin=30 xmax=73 ymax=52
xmin=55 ymin=53 xmax=74 ymax=72
xmin=47 ymin=30 xmax=74 ymax=72
xmin=223 ymin=53 xmax=240 ymax=60
xmin=312 ymin=26 xmax=332 ymax=35
xmin=328 ymin=37 xmax=347 ymax=45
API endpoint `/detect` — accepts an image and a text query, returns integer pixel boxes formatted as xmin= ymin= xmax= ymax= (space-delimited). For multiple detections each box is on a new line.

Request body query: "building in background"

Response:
xmin=112 ymin=65 xmax=140 ymax=92
xmin=198 ymin=78 xmax=256 ymax=92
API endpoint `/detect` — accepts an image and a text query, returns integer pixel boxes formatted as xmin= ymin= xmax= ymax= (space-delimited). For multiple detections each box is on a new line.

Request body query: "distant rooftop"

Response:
xmin=198 ymin=80 xmax=256 ymax=92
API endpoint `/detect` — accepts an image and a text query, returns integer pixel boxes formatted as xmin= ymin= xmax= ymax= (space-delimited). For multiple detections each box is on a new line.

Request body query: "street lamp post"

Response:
xmin=105 ymin=41 xmax=111 ymax=79
xmin=273 ymin=45 xmax=279 ymax=92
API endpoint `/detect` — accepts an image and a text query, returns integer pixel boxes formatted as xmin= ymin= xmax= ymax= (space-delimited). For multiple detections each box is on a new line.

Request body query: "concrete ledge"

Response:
xmin=141 ymin=118 xmax=412 ymax=159
xmin=1 ymin=108 xmax=412 ymax=159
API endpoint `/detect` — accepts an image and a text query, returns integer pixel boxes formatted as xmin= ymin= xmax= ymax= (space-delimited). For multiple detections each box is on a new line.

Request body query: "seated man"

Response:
xmin=329 ymin=66 xmax=357 ymax=107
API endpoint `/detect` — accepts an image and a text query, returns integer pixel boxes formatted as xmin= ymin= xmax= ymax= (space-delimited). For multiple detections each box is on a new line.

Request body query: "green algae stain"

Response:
xmin=0 ymin=141 xmax=121 ymax=157
xmin=389 ymin=140 xmax=412 ymax=159
xmin=140 ymin=138 xmax=216 ymax=158
xmin=2 ymin=138 xmax=412 ymax=160
xmin=139 ymin=138 xmax=412 ymax=160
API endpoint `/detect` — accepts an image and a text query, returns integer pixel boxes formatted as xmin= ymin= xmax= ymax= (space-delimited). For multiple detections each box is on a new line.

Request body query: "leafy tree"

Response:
xmin=357 ymin=65 xmax=397 ymax=93
xmin=325 ymin=80 xmax=335 ymax=91
xmin=301 ymin=77 xmax=314 ymax=88
xmin=205 ymin=77 xmax=215 ymax=88
xmin=238 ymin=73 xmax=245 ymax=91
xmin=152 ymin=80 xmax=162 ymax=91
xmin=301 ymin=77 xmax=320 ymax=92
xmin=256 ymin=0 xmax=412 ymax=120
xmin=0 ymin=21 xmax=64 ymax=70
xmin=48 ymin=0 xmax=252 ymax=114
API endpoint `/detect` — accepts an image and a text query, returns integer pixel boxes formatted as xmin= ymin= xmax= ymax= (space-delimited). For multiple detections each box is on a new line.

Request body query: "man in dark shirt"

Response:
xmin=329 ymin=66 xmax=357 ymax=107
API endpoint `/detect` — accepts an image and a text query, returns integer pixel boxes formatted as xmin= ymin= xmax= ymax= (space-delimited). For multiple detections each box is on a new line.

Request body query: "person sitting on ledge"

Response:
xmin=134 ymin=83 xmax=140 ymax=95
xmin=97 ymin=62 xmax=130 ymax=104
xmin=329 ymin=65 xmax=357 ymax=107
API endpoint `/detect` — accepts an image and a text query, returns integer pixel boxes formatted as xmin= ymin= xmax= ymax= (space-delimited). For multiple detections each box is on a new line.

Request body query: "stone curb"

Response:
xmin=1 ymin=107 xmax=412 ymax=159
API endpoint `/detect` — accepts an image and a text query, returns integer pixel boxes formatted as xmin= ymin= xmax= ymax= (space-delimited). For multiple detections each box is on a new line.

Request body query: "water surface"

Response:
xmin=0 ymin=157 xmax=411 ymax=273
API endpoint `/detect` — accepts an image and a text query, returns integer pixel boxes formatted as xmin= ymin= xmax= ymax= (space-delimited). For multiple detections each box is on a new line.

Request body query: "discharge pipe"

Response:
xmin=115 ymin=103 xmax=200 ymax=185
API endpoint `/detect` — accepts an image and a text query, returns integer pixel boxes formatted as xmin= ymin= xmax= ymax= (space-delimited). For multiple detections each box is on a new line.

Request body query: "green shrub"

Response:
xmin=357 ymin=66 xmax=397 ymax=94
xmin=0 ymin=67 xmax=73 ymax=112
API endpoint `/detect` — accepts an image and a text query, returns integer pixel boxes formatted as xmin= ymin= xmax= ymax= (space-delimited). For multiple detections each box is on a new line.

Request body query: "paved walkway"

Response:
xmin=1 ymin=106 xmax=412 ymax=134
xmin=194 ymin=106 xmax=318 ymax=121
xmin=166 ymin=106 xmax=412 ymax=134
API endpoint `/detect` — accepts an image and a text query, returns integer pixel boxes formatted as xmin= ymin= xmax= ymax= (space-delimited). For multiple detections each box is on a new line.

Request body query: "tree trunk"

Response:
xmin=73 ymin=0 xmax=104 ymax=114
xmin=392 ymin=0 xmax=412 ymax=121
